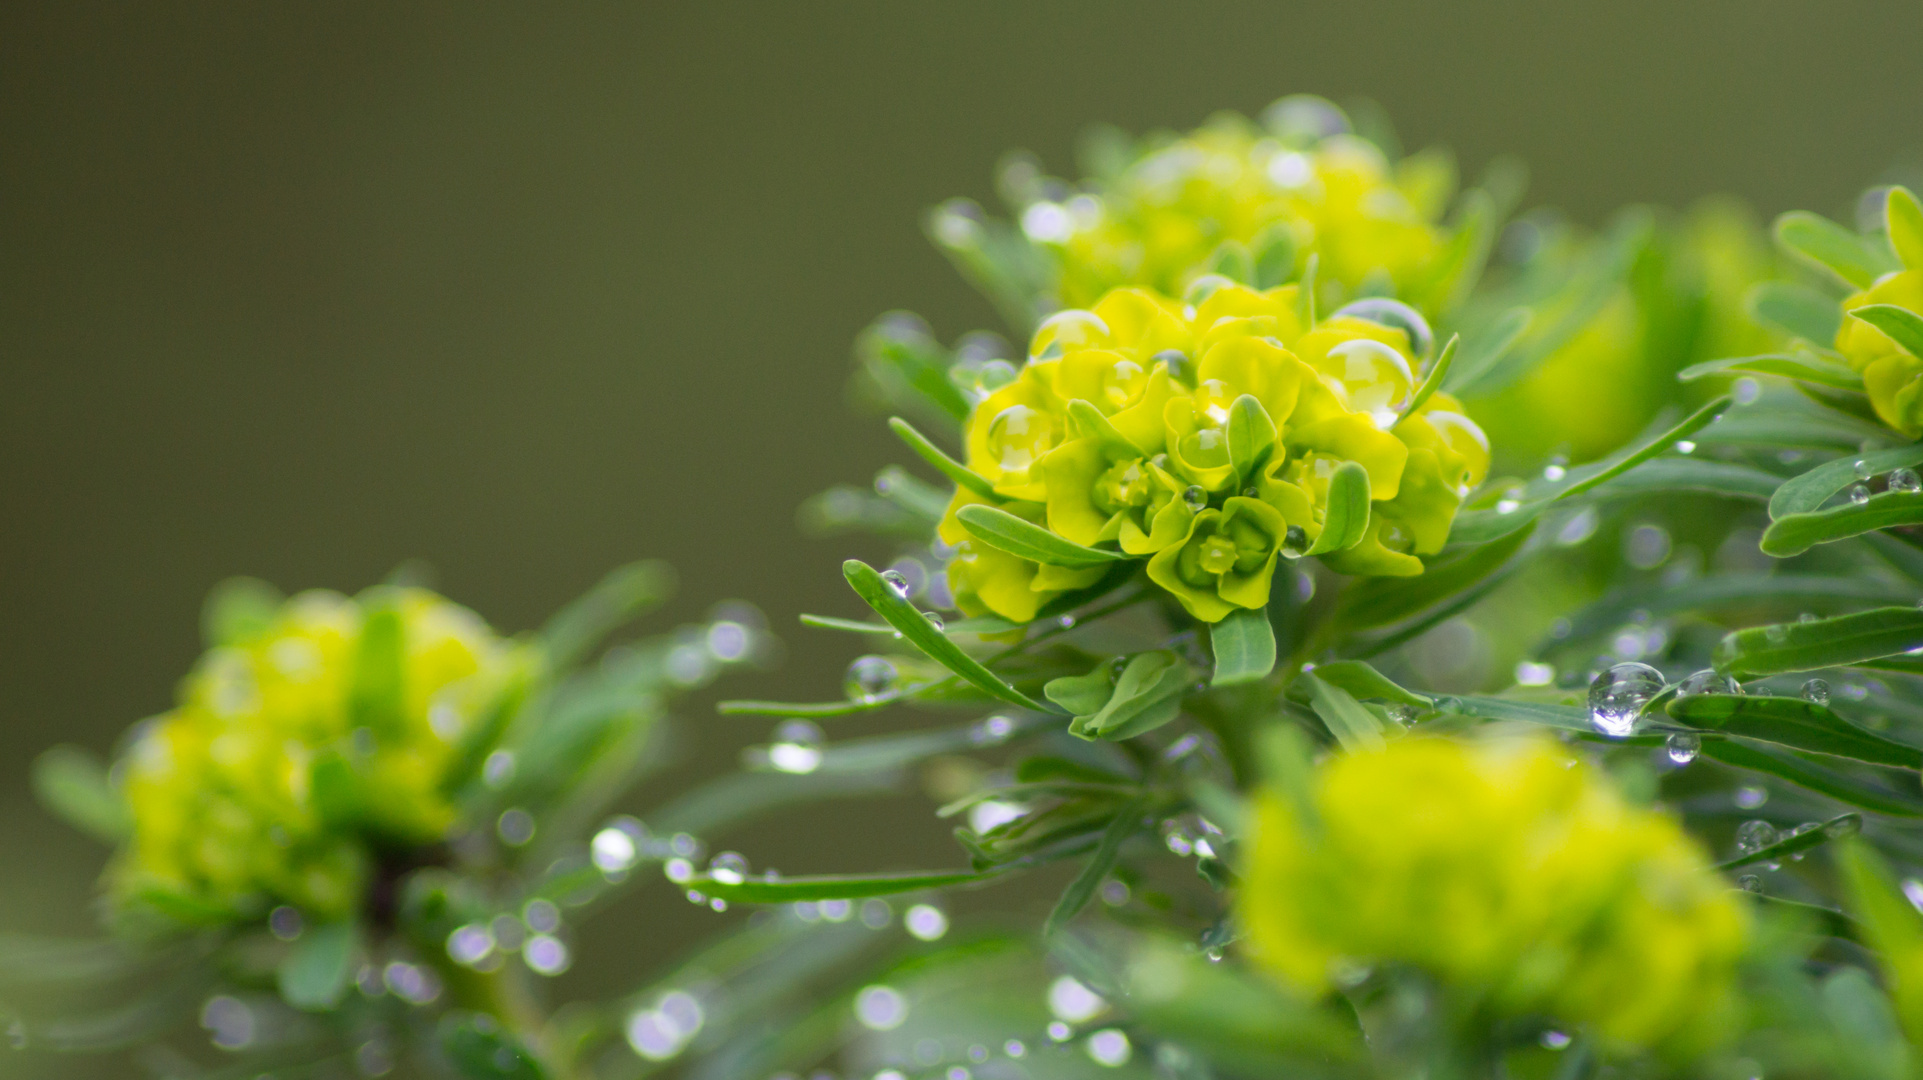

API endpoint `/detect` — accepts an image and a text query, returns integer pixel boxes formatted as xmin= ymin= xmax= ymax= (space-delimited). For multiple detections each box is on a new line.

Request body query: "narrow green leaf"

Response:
xmin=1301 ymin=674 xmax=1386 ymax=752
xmin=1694 ymin=404 xmax=1886 ymax=451
xmin=1443 ymin=306 xmax=1530 ymax=393
xmin=684 ymin=867 xmax=996 ymax=903
xmin=1227 ymin=395 xmax=1277 ymax=482
xmin=1065 ymin=399 xmax=1145 ymax=458
xmin=1776 ymin=210 xmax=1896 ymax=288
xmin=31 ymin=746 xmax=128 ymax=844
xmin=1836 ymin=839 xmax=1923 ymax=1045
xmin=1046 ymin=797 xmax=1147 ymax=937
xmin=539 ymin=560 xmax=675 ymax=670
xmin=1745 ymin=282 xmax=1846 ymax=346
xmin=1771 ymin=444 xmax=1923 ymax=519
xmin=200 ymin=576 xmax=282 ymax=647
xmin=1438 ymin=695 xmax=1593 ymax=735
xmin=1545 ymin=574 xmax=1901 ymax=659
xmin=1582 ymin=457 xmax=1782 ymax=503
xmin=1889 ymin=187 xmax=1923 ymax=270
xmin=844 ymin=560 xmax=1059 ymax=713
xmin=956 ymin=504 xmax=1128 ymax=569
xmin=1074 ymin=650 xmax=1192 ymax=740
xmin=0 ymin=935 xmax=140 ymax=988
xmin=1336 ymin=525 xmax=1533 ymax=634
xmin=649 ymin=769 xmax=902 ymax=839
xmin=440 ymin=1012 xmax=547 ymax=1080
xmin=798 ymin=614 xmax=898 ymax=634
xmin=1668 ymin=694 xmax=1920 ymax=769
xmin=1756 ymin=895 xmax=1865 ymax=942
xmin=1308 ymin=660 xmax=1430 ymax=708
xmin=1210 ymin=609 xmax=1276 ymax=687
xmin=888 ymin=416 xmax=998 ymax=499
xmin=1763 ymin=491 xmax=1923 ymax=556
xmin=1714 ymin=607 xmax=1923 ymax=677
xmin=1306 ymin=461 xmax=1369 ymax=554
xmin=717 ymin=684 xmax=926 ymax=718
xmin=1850 ymin=304 xmax=1923 ymax=362
xmin=278 ymin=922 xmax=357 ymax=1011
xmin=1678 ymin=351 xmax=1861 ymax=391
xmin=1392 ymin=334 xmax=1458 ymax=429
xmin=1701 ymin=739 xmax=1923 ymax=817
xmin=349 ymin=599 xmax=406 ymax=739
xmin=1718 ymin=813 xmax=1861 ymax=870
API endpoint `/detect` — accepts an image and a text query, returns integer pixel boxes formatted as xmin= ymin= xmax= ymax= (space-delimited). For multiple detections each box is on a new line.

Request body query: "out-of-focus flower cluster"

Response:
xmin=1241 ymin=736 xmax=1748 ymax=1055
xmin=941 ymin=283 xmax=1488 ymax=623
xmin=109 ymin=588 xmax=529 ymax=928
xmin=1022 ymin=102 xmax=1459 ymax=314
xmin=1836 ymin=187 xmax=1923 ymax=438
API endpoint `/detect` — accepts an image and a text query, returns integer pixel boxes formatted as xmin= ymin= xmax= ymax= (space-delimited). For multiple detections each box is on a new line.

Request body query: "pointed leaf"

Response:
xmin=1771 ymin=444 xmax=1923 ymax=519
xmin=1308 ymin=660 xmax=1430 ymax=708
xmin=1210 ymin=609 xmax=1276 ymax=687
xmin=1306 ymin=461 xmax=1369 ymax=554
xmin=683 ymin=867 xmax=997 ymax=903
xmin=1336 ymin=525 xmax=1533 ymax=634
xmin=1045 ymin=662 xmax=1117 ymax=715
xmin=844 ymin=559 xmax=1058 ymax=713
xmin=1046 ymin=797 xmax=1147 ymax=937
xmin=1668 ymin=694 xmax=1920 ymax=769
xmin=1392 ymin=334 xmax=1458 ymax=429
xmin=1850 ymin=304 xmax=1923 ymax=362
xmin=1066 ymin=399 xmax=1145 ymax=456
xmin=1718 ymin=812 xmax=1861 ymax=870
xmin=1437 ymin=695 xmax=1593 ymax=735
xmin=1443 ymin=307 xmax=1530 ymax=393
xmin=956 ymin=504 xmax=1128 ymax=569
xmin=1745 ymin=282 xmax=1845 ymax=346
xmin=1678 ymin=351 xmax=1861 ymax=391
xmin=1837 ymin=839 xmax=1923 ymax=1045
xmin=1702 ymin=739 xmax=1923 ymax=817
xmin=1582 ymin=457 xmax=1782 ymax=503
xmin=1714 ymin=607 xmax=1923 ymax=677
xmin=539 ymin=560 xmax=674 ymax=670
xmin=1776 ymin=210 xmax=1897 ymax=288
xmin=1301 ymin=673 xmax=1386 ymax=752
xmin=1075 ymin=650 xmax=1192 ymax=740
xmin=31 ymin=746 xmax=128 ymax=844
xmin=1227 ymin=395 xmax=1277 ymax=482
xmin=278 ymin=922 xmax=357 ymax=1011
xmin=888 ymin=416 xmax=999 ymax=499
xmin=1762 ymin=490 xmax=1923 ymax=556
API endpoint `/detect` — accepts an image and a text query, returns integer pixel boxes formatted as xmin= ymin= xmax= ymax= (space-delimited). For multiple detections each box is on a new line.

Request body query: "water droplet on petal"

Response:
xmin=1665 ymin=732 xmax=1701 ymax=765
xmin=1587 ymin=662 xmax=1664 ymax=737
xmin=1803 ymin=678 xmax=1832 ymax=705
xmin=844 ymin=655 xmax=899 ymax=702
xmin=1851 ymin=484 xmax=1873 ymax=505
xmin=1676 ymin=669 xmax=1742 ymax=698
xmin=1182 ymin=485 xmax=1207 ymax=511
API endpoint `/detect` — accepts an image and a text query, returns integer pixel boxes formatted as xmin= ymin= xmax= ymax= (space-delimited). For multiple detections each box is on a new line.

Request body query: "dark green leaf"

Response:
xmin=200 ymin=576 xmax=282 ymax=647
xmin=31 ymin=745 xmax=127 ymax=844
xmin=1678 ymin=351 xmax=1861 ymax=391
xmin=1227 ymin=395 xmax=1277 ymax=482
xmin=1701 ymin=739 xmax=1923 ymax=817
xmin=1210 ymin=609 xmax=1276 ymax=687
xmin=1775 ymin=210 xmax=1897 ymax=288
xmin=844 ymin=560 xmax=1058 ymax=713
xmin=1771 ymin=444 xmax=1923 ymax=519
xmin=1393 ymin=334 xmax=1458 ymax=429
xmin=1309 ymin=660 xmax=1429 ymax=708
xmin=1306 ymin=461 xmax=1369 ymax=554
xmin=539 ymin=560 xmax=674 ymax=670
xmin=888 ymin=416 xmax=998 ymax=499
xmin=1849 ymin=304 xmax=1923 ymax=362
xmin=1544 ymin=574 xmax=1900 ymax=658
xmin=1045 ymin=797 xmax=1147 ymax=937
xmin=1745 ymin=282 xmax=1846 ymax=346
xmin=1072 ymin=650 xmax=1192 ymax=740
xmin=955 ymin=504 xmax=1128 ymax=569
xmin=1718 ymin=813 xmax=1861 ymax=870
xmin=1301 ymin=674 xmax=1386 ymax=752
xmin=441 ymin=1012 xmax=547 ymax=1080
xmin=1714 ymin=608 xmax=1923 ymax=677
xmin=278 ymin=922 xmax=357 ymax=1011
xmin=1668 ymin=694 xmax=1920 ymax=769
xmin=685 ymin=867 xmax=996 ymax=903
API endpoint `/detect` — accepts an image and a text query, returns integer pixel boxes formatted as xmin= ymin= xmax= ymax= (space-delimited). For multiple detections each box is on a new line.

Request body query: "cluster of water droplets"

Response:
xmin=443 ymin=898 xmax=571 ymax=977
xmin=1848 ymin=459 xmax=1923 ymax=506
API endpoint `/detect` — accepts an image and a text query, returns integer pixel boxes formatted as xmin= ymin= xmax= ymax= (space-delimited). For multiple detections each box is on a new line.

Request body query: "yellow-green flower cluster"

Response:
xmin=941 ymin=284 xmax=1489 ymax=624
xmin=109 ymin=588 xmax=528 ymax=927
xmin=1836 ymin=187 xmax=1923 ymax=438
xmin=1034 ymin=110 xmax=1453 ymax=312
xmin=1241 ymin=736 xmax=1748 ymax=1055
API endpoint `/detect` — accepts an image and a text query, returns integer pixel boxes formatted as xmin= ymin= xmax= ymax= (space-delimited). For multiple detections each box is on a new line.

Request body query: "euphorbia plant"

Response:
xmin=14 ymin=95 xmax=1923 ymax=1080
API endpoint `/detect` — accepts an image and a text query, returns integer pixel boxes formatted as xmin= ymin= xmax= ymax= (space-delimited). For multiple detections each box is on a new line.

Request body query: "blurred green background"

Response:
xmin=2 ymin=1 xmax=1920 ymax=1071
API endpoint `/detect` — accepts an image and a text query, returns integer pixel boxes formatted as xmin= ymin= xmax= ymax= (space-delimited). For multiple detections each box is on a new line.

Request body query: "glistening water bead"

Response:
xmin=1803 ymin=678 xmax=1832 ymax=706
xmin=880 ymin=569 xmax=912 ymax=599
xmin=1675 ymin=670 xmax=1742 ymax=698
xmin=1850 ymin=484 xmax=1873 ymax=505
xmin=1587 ymin=662 xmax=1664 ymax=738
xmin=1894 ymin=467 xmax=1923 ymax=493
xmin=844 ymin=655 xmax=898 ymax=701
xmin=1665 ymin=732 xmax=1701 ymax=765
xmin=1735 ymin=819 xmax=1779 ymax=856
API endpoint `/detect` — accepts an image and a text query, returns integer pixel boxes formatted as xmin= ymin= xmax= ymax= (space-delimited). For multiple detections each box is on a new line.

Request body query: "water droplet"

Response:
xmin=1331 ymin=298 xmax=1435 ymax=359
xmin=593 ymin=822 xmax=642 ymax=874
xmin=447 ymin=924 xmax=496 ymax=967
xmin=269 ymin=905 xmax=304 ymax=941
xmin=1086 ymin=1029 xmax=1132 ymax=1068
xmin=523 ymin=899 xmax=561 ymax=934
xmin=483 ymin=749 xmax=517 ymax=789
xmin=904 ymin=904 xmax=948 ymax=941
xmin=1825 ymin=815 xmax=1862 ymax=839
xmin=1676 ymin=669 xmax=1742 ymax=698
xmin=1738 ymin=874 xmax=1763 ymax=893
xmin=969 ymin=714 xmax=1016 ymax=745
xmin=200 ymin=995 xmax=256 ymax=1050
xmin=767 ymin=718 xmax=824 ymax=775
xmin=1495 ymin=498 xmax=1521 ymax=515
xmin=1047 ymin=1021 xmax=1073 ymax=1043
xmin=1803 ymin=678 xmax=1832 ymax=706
xmin=1893 ymin=468 xmax=1922 ymax=493
xmin=1734 ymin=377 xmax=1761 ymax=404
xmin=844 ymin=655 xmax=899 ymax=702
xmin=1851 ymin=484 xmax=1873 ymax=505
xmin=1674 ymin=440 xmax=1696 ymax=455
xmin=708 ymin=852 xmax=749 ymax=885
xmin=880 ymin=570 xmax=912 ymax=599
xmin=1057 ymin=613 xmax=1078 ymax=629
xmin=1242 ymin=486 xmax=1259 ymax=498
xmin=1153 ymin=349 xmax=1191 ymax=384
xmin=1542 ymin=454 xmax=1568 ymax=482
xmin=497 ymin=808 xmax=535 ymax=847
xmin=1856 ymin=459 xmax=1875 ymax=481
xmin=1514 ymin=660 xmax=1556 ymax=687
xmin=524 ymin=935 xmax=570 ymax=976
xmin=1282 ymin=525 xmax=1308 ymax=557
xmin=986 ymin=404 xmax=1055 ymax=477
xmin=1736 ymin=819 xmax=1780 ymax=855
xmin=684 ymin=889 xmax=706 ymax=905
xmin=1735 ymin=785 xmax=1768 ymax=809
xmin=923 ymin=611 xmax=945 ymax=631
xmin=1540 ymin=1030 xmax=1572 ymax=1050
xmin=1049 ymin=976 xmax=1106 ymax=1023
xmin=855 ymin=985 xmax=908 ymax=1031
xmin=1387 ymin=703 xmax=1419 ymax=724
xmin=1665 ymin=732 xmax=1701 ymax=765
xmin=1587 ymin=662 xmax=1664 ymax=737
xmin=1182 ymin=485 xmax=1207 ymax=511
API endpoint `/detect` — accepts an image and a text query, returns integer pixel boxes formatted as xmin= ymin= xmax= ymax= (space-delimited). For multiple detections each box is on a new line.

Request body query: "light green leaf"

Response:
xmin=1668 ymin=694 xmax=1920 ymax=769
xmin=1392 ymin=334 xmax=1458 ymax=429
xmin=1714 ymin=607 xmax=1923 ymax=677
xmin=1762 ymin=490 xmax=1923 ymax=556
xmin=1744 ymin=282 xmax=1845 ymax=346
xmin=1581 ymin=457 xmax=1781 ymax=503
xmin=955 ymin=504 xmax=1128 ymax=569
xmin=1889 ymin=187 xmax=1923 ymax=270
xmin=1545 ymin=574 xmax=1901 ymax=658
xmin=1073 ymin=650 xmax=1192 ymax=740
xmin=1837 ymin=840 xmax=1923 ymax=1045
xmin=31 ymin=746 xmax=128 ymax=844
xmin=1717 ymin=812 xmax=1861 ymax=870
xmin=716 ymin=686 xmax=926 ymax=718
xmin=888 ymin=416 xmax=998 ymax=499
xmin=1442 ymin=306 xmax=1530 ymax=393
xmin=1678 ymin=351 xmax=1861 ymax=391
xmin=1776 ymin=210 xmax=1897 ymax=289
xmin=1850 ymin=304 xmax=1923 ymax=361
xmin=1437 ymin=695 xmax=1593 ymax=735
xmin=798 ymin=614 xmax=899 ymax=635
xmin=1702 ymin=739 xmax=1923 ymax=817
xmin=1308 ymin=660 xmax=1430 ymax=708
xmin=1337 ymin=525 xmax=1533 ymax=634
xmin=684 ymin=867 xmax=996 ymax=903
xmin=200 ymin=576 xmax=282 ymax=647
xmin=1210 ymin=609 xmax=1276 ymax=687
xmin=844 ymin=560 xmax=1058 ymax=713
xmin=278 ymin=922 xmax=357 ymax=1011
xmin=1306 ymin=461 xmax=1369 ymax=555
xmin=1045 ymin=797 xmax=1147 ymax=937
xmin=1252 ymin=225 xmax=1296 ymax=289
xmin=440 ymin=1013 xmax=547 ymax=1080
xmin=1227 ymin=395 xmax=1277 ymax=483
xmin=540 ymin=560 xmax=674 ymax=670
xmin=1210 ymin=239 xmax=1253 ymax=283
xmin=1066 ymin=399 xmax=1146 ymax=457
xmin=1301 ymin=673 xmax=1386 ymax=752
xmin=1771 ymin=444 xmax=1923 ymax=519
xmin=1045 ymin=661 xmax=1117 ymax=715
